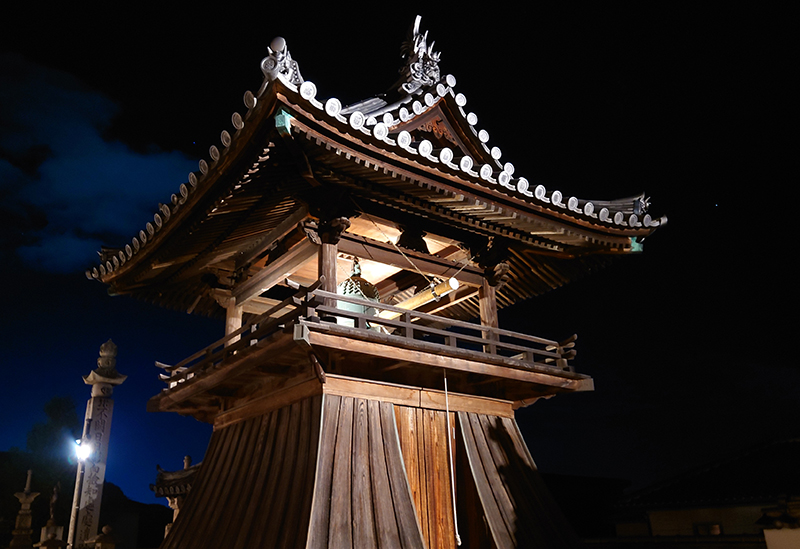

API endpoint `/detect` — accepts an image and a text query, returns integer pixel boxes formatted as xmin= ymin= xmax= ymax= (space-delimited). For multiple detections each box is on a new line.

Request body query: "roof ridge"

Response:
xmin=87 ymin=18 xmax=664 ymax=283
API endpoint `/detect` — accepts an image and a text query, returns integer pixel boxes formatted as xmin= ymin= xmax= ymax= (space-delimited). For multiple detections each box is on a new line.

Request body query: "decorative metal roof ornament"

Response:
xmin=635 ymin=195 xmax=651 ymax=215
xmin=261 ymin=36 xmax=304 ymax=85
xmin=399 ymin=16 xmax=441 ymax=95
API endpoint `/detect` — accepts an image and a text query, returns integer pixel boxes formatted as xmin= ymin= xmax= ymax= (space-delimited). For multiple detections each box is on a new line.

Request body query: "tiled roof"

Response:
xmin=84 ymin=17 xmax=665 ymax=327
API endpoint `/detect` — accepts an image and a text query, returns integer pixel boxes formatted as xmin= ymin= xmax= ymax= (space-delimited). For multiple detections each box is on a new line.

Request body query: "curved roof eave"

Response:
xmin=87 ymin=21 xmax=665 ymax=284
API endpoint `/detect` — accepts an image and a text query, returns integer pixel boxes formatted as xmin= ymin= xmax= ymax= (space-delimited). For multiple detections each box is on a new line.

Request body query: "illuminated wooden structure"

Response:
xmin=90 ymin=17 xmax=663 ymax=549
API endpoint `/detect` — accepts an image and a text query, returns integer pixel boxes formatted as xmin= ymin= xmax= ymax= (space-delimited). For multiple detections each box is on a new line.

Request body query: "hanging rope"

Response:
xmin=444 ymin=370 xmax=462 ymax=546
xmin=350 ymin=197 xmax=435 ymax=286
xmin=349 ymin=196 xmax=477 ymax=299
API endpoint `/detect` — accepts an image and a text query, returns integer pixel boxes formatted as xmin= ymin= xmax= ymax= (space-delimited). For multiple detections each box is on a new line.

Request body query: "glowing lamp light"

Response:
xmin=75 ymin=440 xmax=92 ymax=461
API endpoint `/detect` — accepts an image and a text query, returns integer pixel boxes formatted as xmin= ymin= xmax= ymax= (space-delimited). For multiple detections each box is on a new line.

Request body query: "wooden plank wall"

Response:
xmin=457 ymin=412 xmax=583 ymax=549
xmin=394 ymin=406 xmax=457 ymax=549
xmin=161 ymin=395 xmax=322 ymax=549
xmin=306 ymin=395 xmax=426 ymax=549
xmin=156 ymin=376 xmax=583 ymax=549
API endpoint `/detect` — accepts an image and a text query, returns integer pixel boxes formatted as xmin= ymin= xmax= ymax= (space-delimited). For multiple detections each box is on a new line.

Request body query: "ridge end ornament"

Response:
xmin=399 ymin=16 xmax=441 ymax=95
xmin=261 ymin=36 xmax=304 ymax=85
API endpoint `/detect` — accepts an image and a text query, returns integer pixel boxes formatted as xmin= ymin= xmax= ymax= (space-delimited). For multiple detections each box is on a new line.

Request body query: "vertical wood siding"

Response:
xmin=457 ymin=412 xmax=583 ymax=549
xmin=160 ymin=392 xmax=578 ymax=549
xmin=394 ymin=406 xmax=457 ymax=549
xmin=160 ymin=396 xmax=321 ymax=548
xmin=306 ymin=395 xmax=426 ymax=549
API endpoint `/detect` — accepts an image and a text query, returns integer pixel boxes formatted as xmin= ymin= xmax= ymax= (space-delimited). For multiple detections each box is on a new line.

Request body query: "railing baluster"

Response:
xmin=162 ymin=277 xmax=578 ymax=390
xmin=484 ymin=328 xmax=497 ymax=355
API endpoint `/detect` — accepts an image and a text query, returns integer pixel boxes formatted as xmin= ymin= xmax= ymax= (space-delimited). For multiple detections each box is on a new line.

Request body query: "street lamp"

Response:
xmin=67 ymin=438 xmax=91 ymax=549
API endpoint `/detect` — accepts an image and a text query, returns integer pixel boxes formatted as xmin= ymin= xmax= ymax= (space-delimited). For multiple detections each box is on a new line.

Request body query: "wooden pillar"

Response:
xmin=225 ymin=301 xmax=243 ymax=346
xmin=318 ymin=242 xmax=337 ymax=304
xmin=478 ymin=278 xmax=498 ymax=329
xmin=479 ymin=278 xmax=498 ymax=354
xmin=316 ymin=216 xmax=350 ymax=308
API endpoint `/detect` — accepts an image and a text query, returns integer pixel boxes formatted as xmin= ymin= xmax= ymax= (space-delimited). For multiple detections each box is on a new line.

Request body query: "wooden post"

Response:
xmin=318 ymin=242 xmax=337 ymax=308
xmin=479 ymin=278 xmax=498 ymax=354
xmin=316 ymin=216 xmax=350 ymax=310
xmin=225 ymin=302 xmax=244 ymax=347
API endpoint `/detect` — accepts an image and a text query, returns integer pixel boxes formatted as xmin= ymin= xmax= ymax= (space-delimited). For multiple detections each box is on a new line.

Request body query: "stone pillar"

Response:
xmin=67 ymin=341 xmax=126 ymax=549
xmin=9 ymin=470 xmax=40 ymax=549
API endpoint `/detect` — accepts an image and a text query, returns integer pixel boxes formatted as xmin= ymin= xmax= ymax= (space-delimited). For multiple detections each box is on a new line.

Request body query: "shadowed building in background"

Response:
xmin=613 ymin=438 xmax=800 ymax=548
xmin=88 ymin=17 xmax=663 ymax=548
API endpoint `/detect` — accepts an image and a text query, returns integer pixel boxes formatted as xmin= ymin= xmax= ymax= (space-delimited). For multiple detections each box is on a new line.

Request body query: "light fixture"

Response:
xmin=75 ymin=440 xmax=92 ymax=462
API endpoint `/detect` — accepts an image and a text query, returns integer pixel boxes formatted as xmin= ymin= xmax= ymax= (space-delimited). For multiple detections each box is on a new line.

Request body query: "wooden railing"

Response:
xmin=158 ymin=278 xmax=577 ymax=389
xmin=157 ymin=279 xmax=323 ymax=388
xmin=312 ymin=289 xmax=575 ymax=370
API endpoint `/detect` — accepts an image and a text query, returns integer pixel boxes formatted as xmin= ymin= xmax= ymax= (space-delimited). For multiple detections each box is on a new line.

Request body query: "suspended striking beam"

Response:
xmin=338 ymin=234 xmax=484 ymax=286
xmin=377 ymin=278 xmax=460 ymax=320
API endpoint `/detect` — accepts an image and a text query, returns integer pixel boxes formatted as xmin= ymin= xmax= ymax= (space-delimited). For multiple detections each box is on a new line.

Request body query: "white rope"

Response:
xmin=349 ymin=197 xmax=435 ymax=287
xmin=349 ymin=197 xmax=478 ymax=306
xmin=444 ymin=371 xmax=462 ymax=546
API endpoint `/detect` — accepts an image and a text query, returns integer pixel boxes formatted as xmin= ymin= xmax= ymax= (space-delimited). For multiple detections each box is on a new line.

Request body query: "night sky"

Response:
xmin=1 ymin=5 xmax=795 ymax=505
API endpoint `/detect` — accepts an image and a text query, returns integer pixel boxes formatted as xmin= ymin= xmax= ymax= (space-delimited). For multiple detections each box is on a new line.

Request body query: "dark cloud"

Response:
xmin=0 ymin=53 xmax=196 ymax=273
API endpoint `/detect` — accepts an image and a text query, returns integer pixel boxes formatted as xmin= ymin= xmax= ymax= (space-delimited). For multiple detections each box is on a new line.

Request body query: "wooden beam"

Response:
xmin=213 ymin=377 xmax=321 ymax=430
xmin=338 ymin=234 xmax=484 ymax=286
xmin=212 ymin=289 xmax=294 ymax=316
xmin=323 ymin=376 xmax=421 ymax=408
xmin=242 ymin=296 xmax=291 ymax=316
xmin=375 ymin=271 xmax=428 ymax=302
xmin=147 ymin=330 xmax=301 ymax=412
xmin=306 ymin=331 xmax=590 ymax=391
xmin=377 ymin=278 xmax=460 ymax=320
xmin=319 ymin=375 xmax=514 ymax=417
xmin=417 ymin=287 xmax=479 ymax=316
xmin=233 ymin=238 xmax=317 ymax=305
xmin=234 ymin=207 xmax=308 ymax=269
xmin=419 ymin=389 xmax=513 ymax=418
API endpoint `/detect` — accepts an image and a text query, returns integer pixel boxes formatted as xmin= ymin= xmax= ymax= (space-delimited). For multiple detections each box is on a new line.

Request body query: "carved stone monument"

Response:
xmin=67 ymin=340 xmax=126 ymax=549
xmin=9 ymin=470 xmax=40 ymax=549
xmin=39 ymin=484 xmax=64 ymax=544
